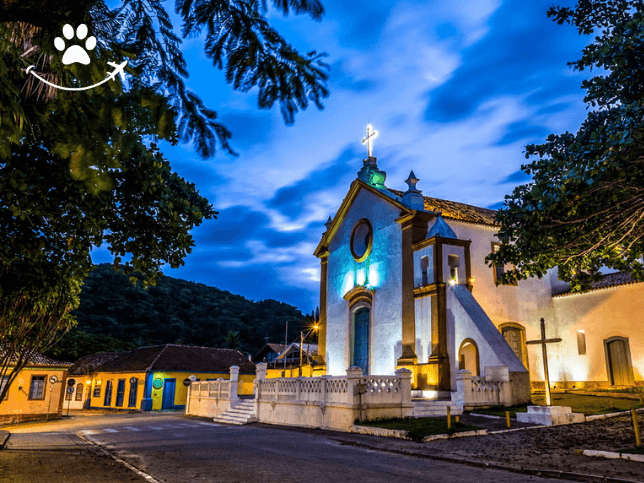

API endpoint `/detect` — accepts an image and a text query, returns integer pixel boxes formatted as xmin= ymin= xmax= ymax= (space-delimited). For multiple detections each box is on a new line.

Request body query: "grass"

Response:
xmin=466 ymin=393 xmax=644 ymax=418
xmin=358 ymin=417 xmax=482 ymax=442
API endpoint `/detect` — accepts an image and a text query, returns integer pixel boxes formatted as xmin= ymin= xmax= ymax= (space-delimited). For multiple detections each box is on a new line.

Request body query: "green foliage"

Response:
xmin=358 ymin=417 xmax=482 ymax=442
xmin=44 ymin=264 xmax=315 ymax=362
xmin=488 ymin=0 xmax=644 ymax=290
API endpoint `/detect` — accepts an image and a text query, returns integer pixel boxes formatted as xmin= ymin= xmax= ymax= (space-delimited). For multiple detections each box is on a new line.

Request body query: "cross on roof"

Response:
xmin=362 ymin=124 xmax=378 ymax=158
xmin=526 ymin=318 xmax=562 ymax=406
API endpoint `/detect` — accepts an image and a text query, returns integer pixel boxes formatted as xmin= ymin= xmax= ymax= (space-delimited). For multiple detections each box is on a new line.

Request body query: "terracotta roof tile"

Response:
xmin=96 ymin=344 xmax=256 ymax=374
xmin=389 ymin=189 xmax=498 ymax=226
xmin=554 ymin=272 xmax=643 ymax=297
xmin=68 ymin=352 xmax=121 ymax=376
xmin=0 ymin=348 xmax=72 ymax=367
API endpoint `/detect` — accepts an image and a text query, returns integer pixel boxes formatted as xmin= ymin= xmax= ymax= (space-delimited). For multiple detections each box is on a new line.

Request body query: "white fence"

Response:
xmin=254 ymin=365 xmax=413 ymax=431
xmin=453 ymin=367 xmax=531 ymax=407
xmin=186 ymin=367 xmax=240 ymax=418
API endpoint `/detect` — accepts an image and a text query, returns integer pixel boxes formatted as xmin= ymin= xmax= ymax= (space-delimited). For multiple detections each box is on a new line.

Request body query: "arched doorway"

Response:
xmin=458 ymin=339 xmax=480 ymax=376
xmin=604 ymin=336 xmax=634 ymax=386
xmin=352 ymin=307 xmax=370 ymax=375
xmin=499 ymin=322 xmax=529 ymax=370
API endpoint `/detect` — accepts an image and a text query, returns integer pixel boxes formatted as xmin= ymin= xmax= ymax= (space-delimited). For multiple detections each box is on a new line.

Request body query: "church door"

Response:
xmin=353 ymin=307 xmax=370 ymax=375
xmin=607 ymin=339 xmax=630 ymax=386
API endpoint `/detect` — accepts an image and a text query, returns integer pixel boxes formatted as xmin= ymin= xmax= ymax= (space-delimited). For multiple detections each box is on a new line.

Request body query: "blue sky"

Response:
xmin=94 ymin=0 xmax=593 ymax=312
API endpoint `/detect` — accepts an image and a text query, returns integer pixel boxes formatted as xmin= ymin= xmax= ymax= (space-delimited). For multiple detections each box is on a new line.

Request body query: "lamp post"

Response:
xmin=299 ymin=324 xmax=319 ymax=377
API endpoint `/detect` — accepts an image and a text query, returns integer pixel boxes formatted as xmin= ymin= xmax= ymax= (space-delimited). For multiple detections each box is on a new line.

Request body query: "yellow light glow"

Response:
xmin=314 ymin=325 xmax=319 ymax=330
xmin=86 ymin=380 xmax=91 ymax=384
xmin=469 ymin=277 xmax=475 ymax=284
xmin=449 ymin=278 xmax=456 ymax=286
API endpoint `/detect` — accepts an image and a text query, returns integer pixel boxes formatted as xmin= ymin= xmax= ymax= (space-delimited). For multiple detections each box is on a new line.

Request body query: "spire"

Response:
xmin=427 ymin=215 xmax=457 ymax=239
xmin=401 ymin=170 xmax=424 ymax=210
xmin=324 ymin=216 xmax=332 ymax=230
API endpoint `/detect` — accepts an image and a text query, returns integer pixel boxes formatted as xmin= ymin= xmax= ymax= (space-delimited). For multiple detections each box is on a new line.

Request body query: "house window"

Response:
xmin=29 ymin=376 xmax=46 ymax=400
xmin=103 ymin=380 xmax=113 ymax=406
xmin=577 ymin=331 xmax=587 ymax=355
xmin=420 ymin=256 xmax=429 ymax=285
xmin=75 ymin=383 xmax=84 ymax=401
xmin=93 ymin=380 xmax=102 ymax=398
xmin=491 ymin=243 xmax=517 ymax=286
xmin=128 ymin=379 xmax=138 ymax=407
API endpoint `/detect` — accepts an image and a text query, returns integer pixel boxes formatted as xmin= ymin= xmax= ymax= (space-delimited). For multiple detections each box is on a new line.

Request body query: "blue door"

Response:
xmin=161 ymin=378 xmax=176 ymax=409
xmin=115 ymin=379 xmax=125 ymax=407
xmin=353 ymin=308 xmax=370 ymax=375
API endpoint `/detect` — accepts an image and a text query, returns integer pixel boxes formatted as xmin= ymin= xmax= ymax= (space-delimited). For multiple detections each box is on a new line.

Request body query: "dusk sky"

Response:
xmin=93 ymin=0 xmax=593 ymax=312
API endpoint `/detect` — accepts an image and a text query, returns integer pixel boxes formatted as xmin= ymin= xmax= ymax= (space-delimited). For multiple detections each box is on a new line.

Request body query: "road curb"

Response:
xmin=333 ymin=438 xmax=644 ymax=483
xmin=0 ymin=430 xmax=10 ymax=449
xmin=583 ymin=449 xmax=644 ymax=463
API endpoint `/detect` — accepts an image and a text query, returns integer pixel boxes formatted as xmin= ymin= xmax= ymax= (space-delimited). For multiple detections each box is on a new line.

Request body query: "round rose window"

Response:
xmin=351 ymin=219 xmax=372 ymax=262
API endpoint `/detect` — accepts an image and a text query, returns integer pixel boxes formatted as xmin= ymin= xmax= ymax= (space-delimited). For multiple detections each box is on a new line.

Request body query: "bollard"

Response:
xmin=446 ymin=405 xmax=451 ymax=430
xmin=632 ymin=408 xmax=642 ymax=448
xmin=455 ymin=416 xmax=460 ymax=424
xmin=506 ymin=411 xmax=511 ymax=428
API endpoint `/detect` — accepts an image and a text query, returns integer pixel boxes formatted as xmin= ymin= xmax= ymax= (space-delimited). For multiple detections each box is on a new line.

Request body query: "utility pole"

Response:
xmin=299 ymin=331 xmax=304 ymax=376
xmin=284 ymin=320 xmax=288 ymax=372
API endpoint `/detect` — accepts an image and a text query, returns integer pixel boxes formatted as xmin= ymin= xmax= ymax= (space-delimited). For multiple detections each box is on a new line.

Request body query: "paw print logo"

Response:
xmin=54 ymin=24 xmax=97 ymax=65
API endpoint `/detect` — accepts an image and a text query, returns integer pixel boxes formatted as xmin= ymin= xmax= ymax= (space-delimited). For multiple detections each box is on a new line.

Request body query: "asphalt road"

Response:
xmin=1 ymin=412 xmax=584 ymax=483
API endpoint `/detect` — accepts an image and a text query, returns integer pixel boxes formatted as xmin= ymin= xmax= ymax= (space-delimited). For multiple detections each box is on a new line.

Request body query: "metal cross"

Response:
xmin=362 ymin=124 xmax=378 ymax=158
xmin=526 ymin=318 xmax=562 ymax=406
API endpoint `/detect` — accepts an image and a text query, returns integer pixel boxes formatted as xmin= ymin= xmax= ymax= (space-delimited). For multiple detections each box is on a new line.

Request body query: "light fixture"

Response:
xmin=449 ymin=278 xmax=456 ymax=286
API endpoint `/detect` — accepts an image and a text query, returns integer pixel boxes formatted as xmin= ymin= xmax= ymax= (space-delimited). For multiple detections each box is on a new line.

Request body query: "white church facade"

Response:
xmin=313 ymin=151 xmax=643 ymax=400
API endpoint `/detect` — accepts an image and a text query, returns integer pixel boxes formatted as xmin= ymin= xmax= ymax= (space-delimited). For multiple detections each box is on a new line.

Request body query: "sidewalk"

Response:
xmin=0 ymin=432 xmax=150 ymax=482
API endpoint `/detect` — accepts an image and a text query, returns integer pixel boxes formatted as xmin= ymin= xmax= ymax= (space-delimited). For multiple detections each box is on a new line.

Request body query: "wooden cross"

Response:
xmin=526 ymin=318 xmax=562 ymax=406
xmin=362 ymin=124 xmax=378 ymax=158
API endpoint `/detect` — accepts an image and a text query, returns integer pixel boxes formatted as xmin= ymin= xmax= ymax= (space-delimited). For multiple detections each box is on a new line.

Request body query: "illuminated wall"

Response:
xmin=326 ymin=188 xmax=404 ymax=376
xmin=550 ymin=284 xmax=644 ymax=386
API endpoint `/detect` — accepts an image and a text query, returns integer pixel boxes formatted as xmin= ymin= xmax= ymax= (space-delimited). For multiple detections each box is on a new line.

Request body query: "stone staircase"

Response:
xmin=412 ymin=399 xmax=463 ymax=417
xmin=212 ymin=399 xmax=257 ymax=425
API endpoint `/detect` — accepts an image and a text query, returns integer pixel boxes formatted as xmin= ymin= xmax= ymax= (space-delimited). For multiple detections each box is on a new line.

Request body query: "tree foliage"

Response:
xmin=0 ymin=0 xmax=328 ymax=399
xmin=488 ymin=0 xmax=644 ymax=290
xmin=44 ymin=264 xmax=315 ymax=362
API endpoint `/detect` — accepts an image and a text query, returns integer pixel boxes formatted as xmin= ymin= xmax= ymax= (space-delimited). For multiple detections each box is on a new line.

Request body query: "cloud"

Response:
xmin=495 ymin=122 xmax=549 ymax=146
xmin=497 ymin=169 xmax=531 ymax=185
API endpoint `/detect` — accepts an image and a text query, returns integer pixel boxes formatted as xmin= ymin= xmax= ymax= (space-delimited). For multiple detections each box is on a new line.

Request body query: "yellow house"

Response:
xmin=0 ymin=352 xmax=71 ymax=424
xmin=64 ymin=352 xmax=121 ymax=410
xmin=85 ymin=344 xmax=255 ymax=411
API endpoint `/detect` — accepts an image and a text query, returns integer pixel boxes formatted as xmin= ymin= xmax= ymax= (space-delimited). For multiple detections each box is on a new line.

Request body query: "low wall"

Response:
xmin=186 ymin=380 xmax=233 ymax=418
xmin=453 ymin=366 xmax=530 ymax=408
xmin=254 ymin=366 xmax=414 ymax=432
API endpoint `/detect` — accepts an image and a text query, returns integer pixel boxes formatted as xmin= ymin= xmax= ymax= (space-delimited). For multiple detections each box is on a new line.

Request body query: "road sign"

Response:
xmin=130 ymin=377 xmax=137 ymax=384
xmin=49 ymin=375 xmax=58 ymax=384
xmin=66 ymin=387 xmax=74 ymax=394
xmin=67 ymin=378 xmax=76 ymax=387
xmin=183 ymin=378 xmax=191 ymax=387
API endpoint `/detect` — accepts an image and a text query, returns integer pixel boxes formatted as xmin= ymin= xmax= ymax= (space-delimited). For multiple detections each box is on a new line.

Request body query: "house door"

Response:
xmin=161 ymin=378 xmax=176 ymax=409
xmin=607 ymin=339 xmax=630 ymax=385
xmin=353 ymin=307 xmax=369 ymax=375
xmin=115 ymin=379 xmax=126 ymax=407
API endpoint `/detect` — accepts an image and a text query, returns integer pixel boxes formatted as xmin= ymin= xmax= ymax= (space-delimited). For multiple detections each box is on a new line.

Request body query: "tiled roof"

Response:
xmin=0 ymin=348 xmax=71 ymax=367
xmin=554 ymin=272 xmax=643 ymax=297
xmin=68 ymin=352 xmax=121 ymax=376
xmin=389 ymin=189 xmax=498 ymax=226
xmin=97 ymin=344 xmax=256 ymax=374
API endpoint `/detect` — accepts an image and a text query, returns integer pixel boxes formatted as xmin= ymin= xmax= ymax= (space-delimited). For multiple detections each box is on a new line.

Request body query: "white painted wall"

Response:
xmin=414 ymin=297 xmax=432 ymax=362
xmin=326 ymin=188 xmax=404 ymax=376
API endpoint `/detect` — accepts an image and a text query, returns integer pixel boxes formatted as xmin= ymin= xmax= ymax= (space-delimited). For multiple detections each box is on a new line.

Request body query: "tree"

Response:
xmin=0 ymin=0 xmax=329 ymax=399
xmin=488 ymin=0 xmax=644 ymax=291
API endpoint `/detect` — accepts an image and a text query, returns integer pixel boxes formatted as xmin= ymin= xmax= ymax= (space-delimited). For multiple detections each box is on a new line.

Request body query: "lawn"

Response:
xmin=467 ymin=392 xmax=644 ymax=418
xmin=358 ymin=417 xmax=481 ymax=442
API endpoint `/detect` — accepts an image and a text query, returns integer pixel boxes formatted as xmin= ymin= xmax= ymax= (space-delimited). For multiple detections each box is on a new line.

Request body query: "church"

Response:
xmin=313 ymin=128 xmax=643 ymax=401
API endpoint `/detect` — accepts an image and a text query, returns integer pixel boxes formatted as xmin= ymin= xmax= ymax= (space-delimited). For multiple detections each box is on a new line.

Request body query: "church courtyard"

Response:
xmin=0 ymin=410 xmax=642 ymax=482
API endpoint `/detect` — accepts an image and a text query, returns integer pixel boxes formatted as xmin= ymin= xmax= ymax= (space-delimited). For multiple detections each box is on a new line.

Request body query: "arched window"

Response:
xmin=499 ymin=322 xmax=529 ymax=370
xmin=458 ymin=339 xmax=480 ymax=376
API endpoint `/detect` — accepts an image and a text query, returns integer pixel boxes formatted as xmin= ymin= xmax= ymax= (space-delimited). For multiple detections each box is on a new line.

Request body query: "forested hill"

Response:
xmin=45 ymin=264 xmax=316 ymax=362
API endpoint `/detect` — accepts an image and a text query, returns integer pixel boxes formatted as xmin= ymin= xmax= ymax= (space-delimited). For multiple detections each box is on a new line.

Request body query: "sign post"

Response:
xmin=66 ymin=378 xmax=76 ymax=416
xmin=526 ymin=318 xmax=562 ymax=406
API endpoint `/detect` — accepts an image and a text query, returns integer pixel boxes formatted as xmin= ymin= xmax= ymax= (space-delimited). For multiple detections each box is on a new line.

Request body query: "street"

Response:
xmin=0 ymin=412 xmax=586 ymax=483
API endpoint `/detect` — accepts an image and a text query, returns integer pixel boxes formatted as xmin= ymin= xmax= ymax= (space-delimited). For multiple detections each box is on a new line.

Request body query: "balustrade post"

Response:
xmin=296 ymin=377 xmax=302 ymax=401
xmin=229 ymin=365 xmax=240 ymax=407
xmin=394 ymin=368 xmax=412 ymax=405
xmin=454 ymin=370 xmax=473 ymax=407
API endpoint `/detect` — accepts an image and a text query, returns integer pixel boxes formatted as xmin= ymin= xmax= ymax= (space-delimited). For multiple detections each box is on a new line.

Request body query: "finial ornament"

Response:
xmin=325 ymin=216 xmax=332 ymax=230
xmin=362 ymin=124 xmax=378 ymax=158
xmin=405 ymin=170 xmax=420 ymax=192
